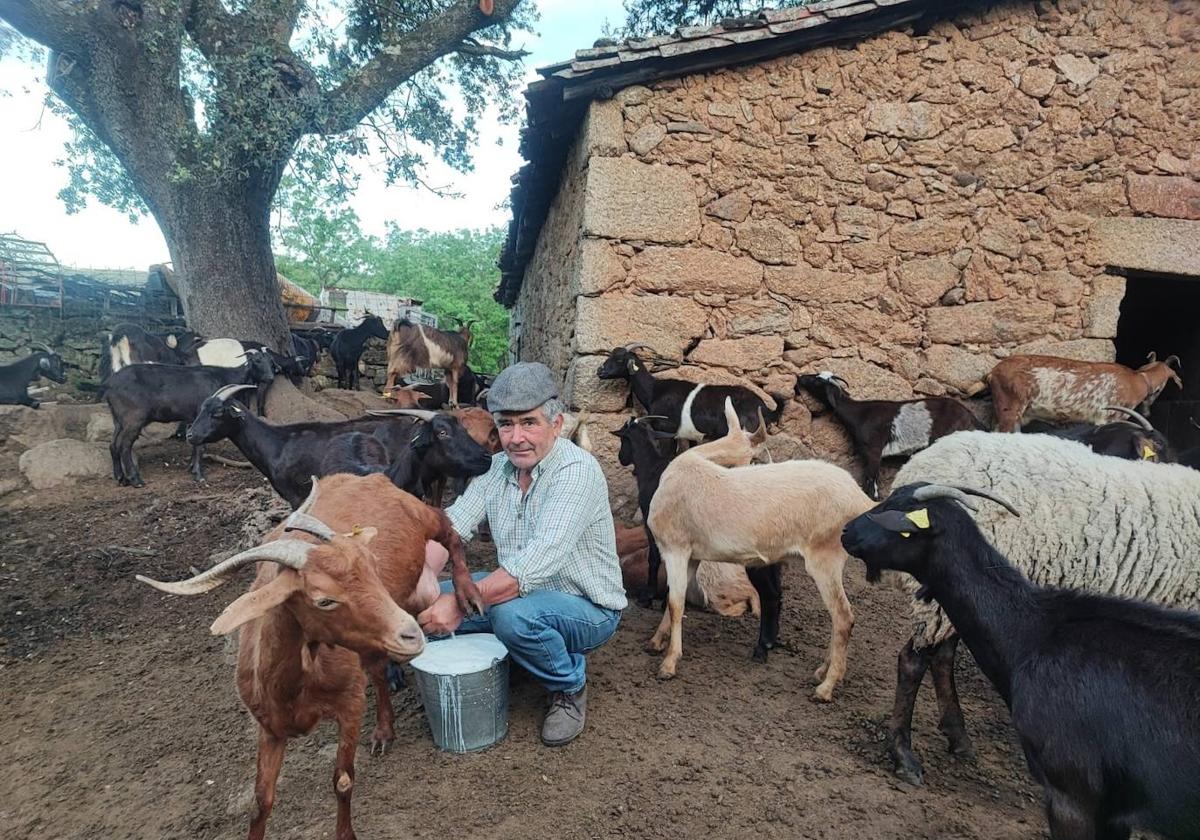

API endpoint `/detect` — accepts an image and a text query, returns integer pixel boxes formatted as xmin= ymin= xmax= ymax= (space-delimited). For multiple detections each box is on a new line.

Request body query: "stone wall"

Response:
xmin=512 ymin=121 xmax=594 ymax=377
xmin=516 ymin=0 xmax=1200 ymax=513
xmin=0 ymin=309 xmax=130 ymax=403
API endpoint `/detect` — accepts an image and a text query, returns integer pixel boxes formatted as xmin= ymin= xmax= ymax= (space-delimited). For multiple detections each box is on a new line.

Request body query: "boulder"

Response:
xmin=19 ymin=439 xmax=111 ymax=489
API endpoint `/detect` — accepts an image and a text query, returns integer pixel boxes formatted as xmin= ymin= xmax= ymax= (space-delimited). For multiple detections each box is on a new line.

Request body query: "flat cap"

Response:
xmin=486 ymin=362 xmax=560 ymax=413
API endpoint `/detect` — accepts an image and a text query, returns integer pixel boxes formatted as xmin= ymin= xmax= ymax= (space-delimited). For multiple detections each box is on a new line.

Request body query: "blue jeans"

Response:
xmin=438 ymin=573 xmax=621 ymax=694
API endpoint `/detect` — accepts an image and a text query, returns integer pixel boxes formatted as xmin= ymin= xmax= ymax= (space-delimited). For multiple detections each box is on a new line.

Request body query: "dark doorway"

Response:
xmin=1112 ymin=271 xmax=1200 ymax=455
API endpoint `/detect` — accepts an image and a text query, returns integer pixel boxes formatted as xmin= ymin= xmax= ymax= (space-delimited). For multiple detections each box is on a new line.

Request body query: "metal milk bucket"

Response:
xmin=410 ymin=633 xmax=510 ymax=753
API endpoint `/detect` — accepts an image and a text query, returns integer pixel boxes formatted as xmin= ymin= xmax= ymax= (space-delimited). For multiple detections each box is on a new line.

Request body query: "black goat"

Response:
xmin=288 ymin=332 xmax=321 ymax=377
xmin=330 ymin=314 xmax=389 ymax=390
xmin=185 ymin=393 xmax=491 ymax=507
xmin=597 ymin=346 xmax=783 ymax=443
xmin=796 ymin=371 xmax=984 ymax=498
xmin=104 ymin=351 xmax=275 ymax=487
xmin=0 ymin=349 xmax=68 ymax=407
xmin=611 ymin=417 xmax=674 ymax=608
xmin=843 ymin=482 xmax=1200 ymax=840
xmin=404 ymin=364 xmax=489 ymax=408
xmin=611 ymin=416 xmax=786 ymax=662
xmin=1024 ymin=405 xmax=1170 ymax=462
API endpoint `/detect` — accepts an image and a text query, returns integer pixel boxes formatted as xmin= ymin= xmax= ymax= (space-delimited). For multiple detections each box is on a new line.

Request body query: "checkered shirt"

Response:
xmin=446 ymin=438 xmax=627 ymax=611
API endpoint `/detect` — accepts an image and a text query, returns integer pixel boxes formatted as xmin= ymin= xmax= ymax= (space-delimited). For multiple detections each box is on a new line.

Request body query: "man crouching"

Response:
xmin=417 ymin=362 xmax=625 ymax=746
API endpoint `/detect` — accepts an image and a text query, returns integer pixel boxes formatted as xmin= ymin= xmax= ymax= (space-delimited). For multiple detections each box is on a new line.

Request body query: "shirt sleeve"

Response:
xmin=444 ymin=456 xmax=499 ymax=540
xmin=499 ymin=460 xmax=604 ymax=595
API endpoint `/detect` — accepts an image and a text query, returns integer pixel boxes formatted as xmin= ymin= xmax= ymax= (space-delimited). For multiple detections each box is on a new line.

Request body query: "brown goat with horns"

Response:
xmin=137 ymin=473 xmax=484 ymax=840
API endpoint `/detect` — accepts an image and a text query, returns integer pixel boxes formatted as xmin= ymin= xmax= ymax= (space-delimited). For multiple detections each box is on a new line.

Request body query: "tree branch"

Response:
xmin=0 ymin=0 xmax=96 ymax=54
xmin=455 ymin=38 xmax=529 ymax=61
xmin=309 ymin=0 xmax=525 ymax=136
xmin=185 ymin=0 xmax=243 ymax=62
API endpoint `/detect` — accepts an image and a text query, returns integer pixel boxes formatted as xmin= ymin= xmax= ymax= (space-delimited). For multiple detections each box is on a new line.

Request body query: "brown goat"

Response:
xmin=972 ymin=352 xmax=1183 ymax=432
xmin=383 ymin=318 xmax=472 ymax=403
xmin=617 ymin=521 xmax=760 ymax=619
xmin=136 ymin=474 xmax=483 ymax=840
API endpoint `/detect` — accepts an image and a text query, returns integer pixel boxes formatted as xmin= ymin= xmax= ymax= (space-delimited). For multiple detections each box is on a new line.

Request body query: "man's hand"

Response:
xmin=418 ymin=592 xmax=466 ymax=636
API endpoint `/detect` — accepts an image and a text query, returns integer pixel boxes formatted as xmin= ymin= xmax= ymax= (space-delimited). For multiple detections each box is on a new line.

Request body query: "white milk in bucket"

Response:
xmin=409 ymin=633 xmax=510 ymax=752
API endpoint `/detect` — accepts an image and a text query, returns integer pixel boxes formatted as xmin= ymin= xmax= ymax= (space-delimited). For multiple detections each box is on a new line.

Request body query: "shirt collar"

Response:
xmin=502 ymin=437 xmax=565 ymax=485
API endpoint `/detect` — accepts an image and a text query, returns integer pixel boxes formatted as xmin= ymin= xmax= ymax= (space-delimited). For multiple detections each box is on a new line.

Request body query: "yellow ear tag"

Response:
xmin=905 ymin=508 xmax=931 ymax=529
xmin=1142 ymin=444 xmax=1156 ymax=460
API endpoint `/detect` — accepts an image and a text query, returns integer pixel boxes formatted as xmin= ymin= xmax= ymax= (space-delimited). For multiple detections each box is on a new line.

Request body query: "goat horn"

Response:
xmin=367 ymin=409 xmax=438 ymax=422
xmin=36 ymin=342 xmax=54 ymax=354
xmin=912 ymin=484 xmax=1020 ymax=517
xmin=283 ymin=511 xmax=335 ymax=542
xmin=213 ymin=384 xmax=257 ymax=402
xmin=295 ymin=476 xmax=321 ymax=516
xmin=1190 ymin=416 xmax=1200 ymax=431
xmin=1146 ymin=351 xmax=1157 ymax=363
xmin=1165 ymin=355 xmax=1181 ymax=369
xmin=621 ymin=343 xmax=653 ymax=353
xmin=1104 ymin=405 xmax=1152 ymax=431
xmin=135 ymin=540 xmax=313 ymax=596
xmin=633 ymin=414 xmax=670 ymax=424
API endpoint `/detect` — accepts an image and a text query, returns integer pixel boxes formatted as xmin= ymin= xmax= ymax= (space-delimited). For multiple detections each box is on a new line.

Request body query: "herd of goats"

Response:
xmin=3 ymin=314 xmax=1200 ymax=840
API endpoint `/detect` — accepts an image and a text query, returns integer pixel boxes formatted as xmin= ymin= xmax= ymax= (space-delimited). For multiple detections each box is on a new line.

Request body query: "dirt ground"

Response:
xmin=0 ymin=440 xmax=1046 ymax=840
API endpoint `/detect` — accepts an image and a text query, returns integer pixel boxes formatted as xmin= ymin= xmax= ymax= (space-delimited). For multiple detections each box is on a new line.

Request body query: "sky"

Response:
xmin=0 ymin=1 xmax=625 ymax=270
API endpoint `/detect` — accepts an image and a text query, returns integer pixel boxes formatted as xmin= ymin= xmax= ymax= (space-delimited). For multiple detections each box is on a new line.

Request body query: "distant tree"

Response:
xmin=363 ymin=226 xmax=510 ymax=373
xmin=0 ymin=1 xmax=532 ymax=351
xmin=619 ymin=0 xmax=810 ymax=37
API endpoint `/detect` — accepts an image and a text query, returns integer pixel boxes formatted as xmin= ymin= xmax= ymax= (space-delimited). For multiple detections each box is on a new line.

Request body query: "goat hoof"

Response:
xmin=656 ymin=668 xmax=676 ymax=681
xmin=751 ymin=647 xmax=768 ymax=664
xmin=948 ymin=740 xmax=975 ymax=761
xmin=893 ymin=764 xmax=923 ymax=786
xmin=810 ymin=685 xmax=834 ymax=703
xmin=635 ymin=594 xmax=654 ymax=609
xmin=370 ymin=737 xmax=391 ymax=757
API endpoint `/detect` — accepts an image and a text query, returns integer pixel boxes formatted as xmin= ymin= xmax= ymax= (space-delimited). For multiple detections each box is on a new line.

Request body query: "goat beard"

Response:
xmin=864 ymin=565 xmax=882 ymax=584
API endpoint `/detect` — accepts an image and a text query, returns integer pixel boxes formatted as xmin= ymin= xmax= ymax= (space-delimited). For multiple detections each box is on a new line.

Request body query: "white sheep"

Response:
xmin=646 ymin=400 xmax=875 ymax=700
xmin=882 ymin=430 xmax=1200 ymax=783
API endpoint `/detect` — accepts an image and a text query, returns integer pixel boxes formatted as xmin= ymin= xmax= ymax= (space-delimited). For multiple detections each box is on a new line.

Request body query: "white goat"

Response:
xmin=646 ymin=399 xmax=875 ymax=700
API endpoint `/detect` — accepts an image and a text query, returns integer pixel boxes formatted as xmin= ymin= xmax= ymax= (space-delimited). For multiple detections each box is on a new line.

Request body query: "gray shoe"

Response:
xmin=541 ymin=686 xmax=587 ymax=746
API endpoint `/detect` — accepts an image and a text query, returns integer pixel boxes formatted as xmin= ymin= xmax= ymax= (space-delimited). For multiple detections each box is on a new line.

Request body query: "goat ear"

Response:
xmin=866 ymin=509 xmax=930 ymax=536
xmin=723 ymin=397 xmax=740 ymax=434
xmin=210 ymin=572 xmax=300 ymax=635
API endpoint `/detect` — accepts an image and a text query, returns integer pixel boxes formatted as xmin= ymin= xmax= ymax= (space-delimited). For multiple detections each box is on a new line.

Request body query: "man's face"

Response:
xmin=497 ymin=406 xmax=563 ymax=470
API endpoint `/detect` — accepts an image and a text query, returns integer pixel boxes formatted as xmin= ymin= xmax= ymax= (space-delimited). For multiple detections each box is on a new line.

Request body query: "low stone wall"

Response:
xmin=514 ymin=0 xmax=1199 ymax=514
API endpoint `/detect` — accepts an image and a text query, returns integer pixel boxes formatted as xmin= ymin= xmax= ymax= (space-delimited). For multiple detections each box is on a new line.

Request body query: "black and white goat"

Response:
xmin=104 ymin=351 xmax=276 ymax=487
xmin=1025 ymin=405 xmax=1170 ymax=462
xmin=796 ymin=371 xmax=984 ymax=498
xmin=597 ymin=345 xmax=784 ymax=443
xmin=331 ymin=314 xmax=390 ymax=390
xmin=177 ymin=336 xmax=306 ymax=390
xmin=0 ymin=347 xmax=68 ymax=407
xmin=185 ymin=393 xmax=491 ymax=507
xmin=100 ymin=323 xmax=199 ymax=380
xmin=843 ymin=482 xmax=1200 ymax=840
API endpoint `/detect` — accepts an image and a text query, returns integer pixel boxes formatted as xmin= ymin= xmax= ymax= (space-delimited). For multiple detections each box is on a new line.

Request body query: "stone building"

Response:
xmin=496 ymin=0 xmax=1200 ymax=511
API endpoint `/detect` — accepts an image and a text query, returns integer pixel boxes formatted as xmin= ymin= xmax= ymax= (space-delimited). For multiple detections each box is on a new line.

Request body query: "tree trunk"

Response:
xmin=159 ymin=183 xmax=292 ymax=352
